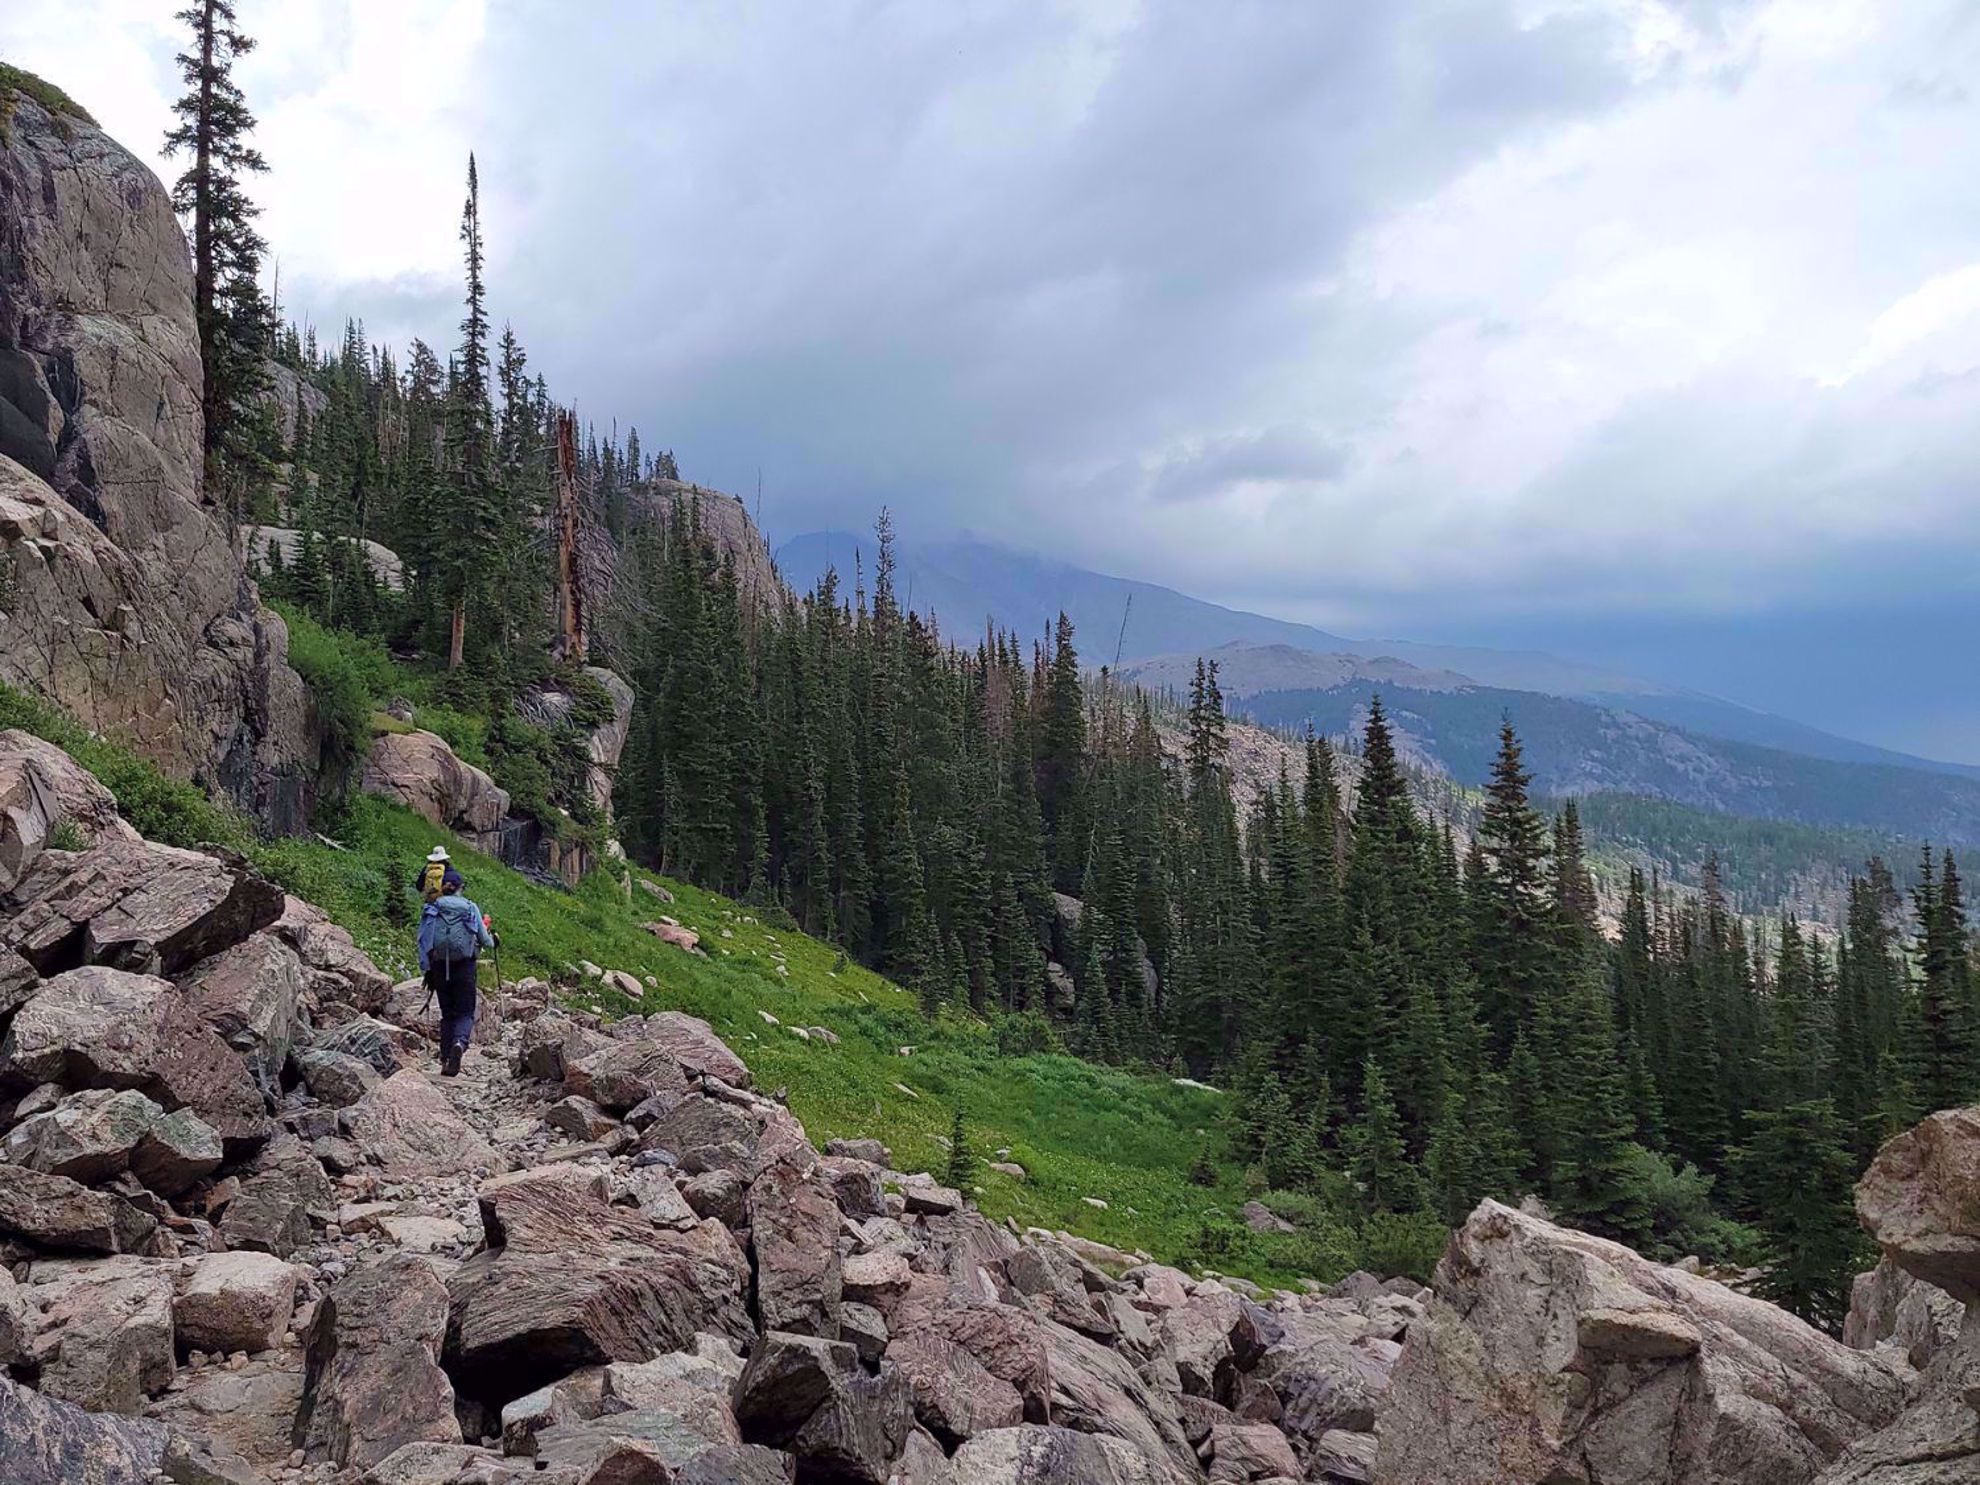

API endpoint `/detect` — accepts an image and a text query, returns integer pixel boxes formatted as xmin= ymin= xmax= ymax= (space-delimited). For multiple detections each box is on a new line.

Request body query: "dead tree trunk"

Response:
xmin=553 ymin=409 xmax=587 ymax=663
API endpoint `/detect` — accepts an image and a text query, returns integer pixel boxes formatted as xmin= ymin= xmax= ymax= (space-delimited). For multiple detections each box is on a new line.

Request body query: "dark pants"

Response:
xmin=429 ymin=958 xmax=478 ymax=1058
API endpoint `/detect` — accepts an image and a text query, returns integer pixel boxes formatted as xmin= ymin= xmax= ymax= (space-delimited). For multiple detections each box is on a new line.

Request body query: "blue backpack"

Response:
xmin=425 ymin=895 xmax=483 ymax=966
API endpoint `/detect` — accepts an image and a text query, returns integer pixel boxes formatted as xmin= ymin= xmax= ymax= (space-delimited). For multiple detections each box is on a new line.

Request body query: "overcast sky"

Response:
xmin=6 ymin=0 xmax=1980 ymax=759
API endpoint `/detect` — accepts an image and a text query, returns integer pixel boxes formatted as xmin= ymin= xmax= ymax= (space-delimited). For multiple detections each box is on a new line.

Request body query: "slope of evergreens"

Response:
xmin=0 ymin=679 xmax=1405 ymax=1288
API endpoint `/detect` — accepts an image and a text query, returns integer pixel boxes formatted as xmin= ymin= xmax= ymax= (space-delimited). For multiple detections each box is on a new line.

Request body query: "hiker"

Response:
xmin=415 ymin=846 xmax=461 ymax=903
xmin=417 ymin=876 xmax=496 ymax=1078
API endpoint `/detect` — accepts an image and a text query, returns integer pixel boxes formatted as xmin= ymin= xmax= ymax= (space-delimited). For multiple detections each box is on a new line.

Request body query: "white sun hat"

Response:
xmin=426 ymin=846 xmax=451 ymax=863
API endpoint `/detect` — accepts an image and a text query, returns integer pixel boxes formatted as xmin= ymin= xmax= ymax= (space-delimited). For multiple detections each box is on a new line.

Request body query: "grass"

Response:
xmin=0 ymin=64 xmax=96 ymax=145
xmin=0 ymin=678 xmax=1376 ymax=1289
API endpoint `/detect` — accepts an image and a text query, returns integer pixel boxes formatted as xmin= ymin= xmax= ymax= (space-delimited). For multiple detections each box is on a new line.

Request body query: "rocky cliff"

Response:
xmin=0 ymin=81 xmax=315 ymax=830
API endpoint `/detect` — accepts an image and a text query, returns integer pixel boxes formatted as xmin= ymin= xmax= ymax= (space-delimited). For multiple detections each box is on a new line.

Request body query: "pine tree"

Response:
xmin=1474 ymin=718 xmax=1555 ymax=1050
xmin=1350 ymin=1057 xmax=1423 ymax=1214
xmin=164 ymin=0 xmax=271 ymax=483
xmin=1737 ymin=1099 xmax=1863 ymax=1334
xmin=945 ymin=1103 xmax=977 ymax=1193
xmin=441 ymin=154 xmax=498 ymax=670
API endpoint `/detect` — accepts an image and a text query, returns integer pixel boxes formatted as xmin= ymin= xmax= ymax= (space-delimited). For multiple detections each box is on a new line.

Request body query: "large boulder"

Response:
xmin=1038 ymin=1319 xmax=1196 ymax=1478
xmin=177 ymin=929 xmax=303 ymax=1085
xmin=0 ymin=965 xmax=272 ymax=1155
xmin=749 ymin=1160 xmax=844 ymax=1337
xmin=731 ymin=1329 xmax=911 ymax=1485
xmin=341 ymin=1070 xmax=503 ymax=1180
xmin=0 ymin=1164 xmax=156 ymax=1253
xmin=273 ymin=895 xmax=392 ymax=1012
xmin=1375 ymin=1200 xmax=1910 ymax=1485
xmin=293 ymin=1253 xmax=460 ymax=1469
xmin=1856 ymin=1107 xmax=1980 ymax=1305
xmin=3 ymin=837 xmax=283 ymax=978
xmin=446 ymin=1163 xmax=753 ymax=1406
xmin=25 ymin=1256 xmax=177 ymax=1414
xmin=0 ymin=89 xmax=313 ymax=831
xmin=947 ymin=1424 xmax=1176 ymax=1483
xmin=0 ymin=1372 xmax=172 ymax=1485
xmin=1 ymin=1086 xmax=162 ymax=1184
xmin=0 ymin=728 xmax=136 ymax=892
xmin=562 ymin=1038 xmax=688 ymax=1114
xmin=1842 ymin=1256 xmax=1962 ymax=1370
xmin=887 ymin=1330 xmax=1026 ymax=1446
xmin=361 ymin=730 xmax=509 ymax=850
xmin=175 ymin=1251 xmax=300 ymax=1356
xmin=641 ymin=1009 xmax=752 ymax=1087
xmin=515 ymin=665 xmax=634 ymax=820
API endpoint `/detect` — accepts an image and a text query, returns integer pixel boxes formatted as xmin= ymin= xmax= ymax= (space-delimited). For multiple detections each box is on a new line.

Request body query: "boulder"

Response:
xmin=827 ymin=1137 xmax=891 ymax=1166
xmin=0 ymin=1372 xmax=172 ymax=1485
xmin=946 ymin=1424 xmax=1176 ymax=1483
xmin=0 ymin=965 xmax=272 ymax=1155
xmin=1159 ymin=1289 xmax=1248 ymax=1399
xmin=841 ymin=1301 xmax=890 ymax=1366
xmin=177 ymin=930 xmax=302 ymax=1085
xmin=514 ymin=1012 xmax=609 ymax=1083
xmin=0 ymin=1164 xmax=156 ymax=1253
xmin=148 ymin=1355 xmax=306 ymax=1478
xmin=1376 ymin=1199 xmax=1910 ymax=1485
xmin=175 ymin=1251 xmax=299 ymax=1355
xmin=563 ymin=1039 xmax=688 ymax=1113
xmin=544 ymin=1093 xmax=620 ymax=1143
xmin=309 ymin=1015 xmax=410 ymax=1076
xmin=1856 ymin=1107 xmax=1980 ymax=1305
xmin=294 ymin=1253 xmax=460 ymax=1468
xmin=0 ymin=728 xmax=135 ymax=891
xmin=2 ymin=1086 xmax=162 ymax=1183
xmin=27 ymin=1256 xmax=177 ymax=1414
xmin=684 ymin=1167 xmax=750 ymax=1227
xmin=1252 ymin=1305 xmax=1396 ymax=1446
xmin=749 ymin=1160 xmax=845 ymax=1336
xmin=292 ymin=1047 xmax=381 ymax=1108
xmin=821 ymin=1154 xmax=889 ymax=1218
xmin=732 ymin=1330 xmax=911 ymax=1485
xmin=130 ymin=1106 xmax=224 ymax=1196
xmin=640 ymin=1010 xmax=752 ymax=1087
xmin=1843 ymin=1256 xmax=1962 ymax=1370
xmin=905 ymin=1183 xmax=965 ymax=1217
xmin=217 ymin=1169 xmax=314 ymax=1258
xmin=1205 ymin=1419 xmax=1300 ymax=1482
xmin=844 ymin=1249 xmax=914 ymax=1313
xmin=360 ymin=731 xmax=509 ymax=850
xmin=618 ymin=1163 xmax=697 ymax=1228
xmin=888 ymin=1330 xmax=1026 ymax=1445
xmin=341 ymin=1070 xmax=503 ymax=1180
xmin=1038 ymin=1319 xmax=1195 ymax=1475
xmin=645 ymin=921 xmax=701 ymax=953
xmin=4 ymin=837 xmax=283 ymax=978
xmin=447 ymin=1164 xmax=752 ymax=1406
xmin=273 ymin=896 xmax=393 ymax=1012
xmin=1240 ymin=1200 xmax=1294 ymax=1235
xmin=639 ymin=1096 xmax=762 ymax=1175
xmin=1312 ymin=1428 xmax=1378 ymax=1483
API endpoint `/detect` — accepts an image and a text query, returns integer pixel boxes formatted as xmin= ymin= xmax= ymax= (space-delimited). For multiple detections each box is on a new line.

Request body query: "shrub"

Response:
xmin=1622 ymin=1144 xmax=1760 ymax=1267
xmin=1359 ymin=1209 xmax=1450 ymax=1284
xmin=281 ymin=607 xmax=373 ymax=787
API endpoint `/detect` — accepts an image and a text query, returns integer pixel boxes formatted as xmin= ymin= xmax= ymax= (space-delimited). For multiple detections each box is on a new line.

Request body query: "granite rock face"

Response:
xmin=0 ymin=92 xmax=314 ymax=830
xmin=1376 ymin=1200 xmax=1910 ymax=1485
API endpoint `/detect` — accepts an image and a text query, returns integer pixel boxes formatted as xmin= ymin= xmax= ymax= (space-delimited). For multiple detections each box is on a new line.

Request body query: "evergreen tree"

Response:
xmin=1350 ymin=1057 xmax=1423 ymax=1214
xmin=945 ymin=1103 xmax=977 ymax=1193
xmin=1737 ymin=1099 xmax=1863 ymax=1334
xmin=441 ymin=154 xmax=498 ymax=670
xmin=163 ymin=0 xmax=270 ymax=483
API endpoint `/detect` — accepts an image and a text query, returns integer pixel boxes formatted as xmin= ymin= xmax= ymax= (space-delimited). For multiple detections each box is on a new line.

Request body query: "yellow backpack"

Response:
xmin=418 ymin=861 xmax=447 ymax=902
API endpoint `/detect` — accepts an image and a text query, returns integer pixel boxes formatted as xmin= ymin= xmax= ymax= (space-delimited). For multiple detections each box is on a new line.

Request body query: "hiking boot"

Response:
xmin=441 ymin=1048 xmax=461 ymax=1078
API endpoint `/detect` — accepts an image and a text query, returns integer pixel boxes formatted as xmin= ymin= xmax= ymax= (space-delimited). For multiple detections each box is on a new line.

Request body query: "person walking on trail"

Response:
xmin=417 ymin=876 xmax=496 ymax=1078
xmin=415 ymin=846 xmax=461 ymax=903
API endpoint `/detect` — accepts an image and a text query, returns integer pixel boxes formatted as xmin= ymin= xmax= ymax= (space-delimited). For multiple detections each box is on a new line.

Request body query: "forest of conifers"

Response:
xmin=223 ymin=156 xmax=1973 ymax=1335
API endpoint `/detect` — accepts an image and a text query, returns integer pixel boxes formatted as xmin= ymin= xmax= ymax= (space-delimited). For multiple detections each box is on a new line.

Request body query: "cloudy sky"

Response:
xmin=6 ymin=0 xmax=1980 ymax=759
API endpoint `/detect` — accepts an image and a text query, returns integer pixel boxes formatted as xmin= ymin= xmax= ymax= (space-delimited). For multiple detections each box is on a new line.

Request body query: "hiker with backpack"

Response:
xmin=417 ymin=875 xmax=496 ymax=1078
xmin=415 ymin=845 xmax=463 ymax=903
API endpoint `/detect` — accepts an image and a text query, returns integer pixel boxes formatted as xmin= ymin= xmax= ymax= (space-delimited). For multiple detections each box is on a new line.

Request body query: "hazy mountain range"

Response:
xmin=779 ymin=531 xmax=1980 ymax=845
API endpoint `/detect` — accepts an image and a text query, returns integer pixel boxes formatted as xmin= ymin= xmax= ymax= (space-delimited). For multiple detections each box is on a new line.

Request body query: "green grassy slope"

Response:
xmin=0 ymin=681 xmax=1363 ymax=1288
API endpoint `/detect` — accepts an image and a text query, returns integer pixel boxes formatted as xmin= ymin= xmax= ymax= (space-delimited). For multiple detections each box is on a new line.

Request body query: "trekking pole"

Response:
xmin=485 ymin=914 xmax=506 ymax=1020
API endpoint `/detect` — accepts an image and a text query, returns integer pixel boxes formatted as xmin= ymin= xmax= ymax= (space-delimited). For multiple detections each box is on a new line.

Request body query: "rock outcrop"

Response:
xmin=1814 ymin=1106 xmax=1980 ymax=1483
xmin=0 ymin=84 xmax=314 ymax=830
xmin=1377 ymin=1199 xmax=1910 ymax=1485
xmin=360 ymin=730 xmax=510 ymax=853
